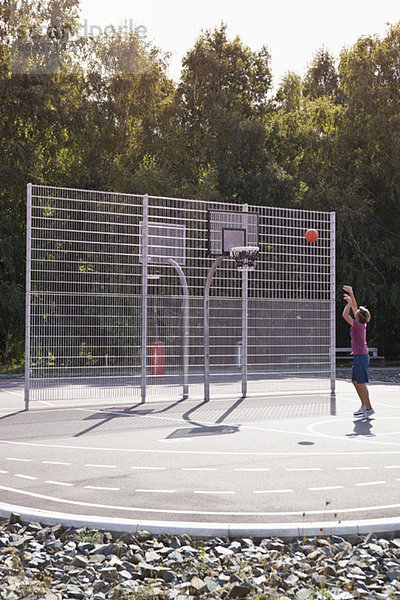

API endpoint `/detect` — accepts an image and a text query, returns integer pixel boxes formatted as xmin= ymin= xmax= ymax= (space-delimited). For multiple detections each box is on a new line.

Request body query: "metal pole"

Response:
xmin=242 ymin=270 xmax=248 ymax=398
xmin=242 ymin=204 xmax=249 ymax=398
xmin=166 ymin=258 xmax=189 ymax=399
xmin=141 ymin=195 xmax=149 ymax=404
xmin=204 ymin=256 xmax=224 ymax=402
xmin=330 ymin=211 xmax=336 ymax=413
xmin=24 ymin=183 xmax=32 ymax=411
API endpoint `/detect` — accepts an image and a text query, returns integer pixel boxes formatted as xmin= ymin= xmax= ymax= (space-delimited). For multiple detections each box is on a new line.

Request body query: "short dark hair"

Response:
xmin=358 ymin=306 xmax=371 ymax=324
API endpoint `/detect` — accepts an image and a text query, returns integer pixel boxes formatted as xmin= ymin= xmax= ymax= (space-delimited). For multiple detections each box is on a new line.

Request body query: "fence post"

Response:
xmin=330 ymin=211 xmax=336 ymax=412
xmin=141 ymin=195 xmax=149 ymax=404
xmin=24 ymin=183 xmax=32 ymax=411
xmin=242 ymin=204 xmax=249 ymax=398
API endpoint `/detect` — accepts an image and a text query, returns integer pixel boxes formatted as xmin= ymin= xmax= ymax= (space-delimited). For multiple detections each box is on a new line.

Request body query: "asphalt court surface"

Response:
xmin=0 ymin=378 xmax=399 ymax=532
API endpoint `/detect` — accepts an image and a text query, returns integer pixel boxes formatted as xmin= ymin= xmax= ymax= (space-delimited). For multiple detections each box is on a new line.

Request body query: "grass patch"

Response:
xmin=0 ymin=360 xmax=24 ymax=375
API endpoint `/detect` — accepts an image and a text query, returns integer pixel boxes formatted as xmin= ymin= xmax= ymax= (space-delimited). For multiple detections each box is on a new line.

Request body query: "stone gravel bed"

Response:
xmin=1 ymin=514 xmax=400 ymax=599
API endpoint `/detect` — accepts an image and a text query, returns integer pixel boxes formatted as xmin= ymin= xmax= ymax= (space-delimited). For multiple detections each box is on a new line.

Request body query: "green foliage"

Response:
xmin=334 ymin=25 xmax=400 ymax=354
xmin=197 ymin=545 xmax=207 ymax=561
xmin=270 ymin=24 xmax=400 ymax=356
xmin=174 ymin=23 xmax=276 ymax=203
xmin=73 ymin=526 xmax=101 ymax=543
xmin=303 ymin=48 xmax=342 ymax=104
xmin=1 ymin=9 xmax=400 ymax=361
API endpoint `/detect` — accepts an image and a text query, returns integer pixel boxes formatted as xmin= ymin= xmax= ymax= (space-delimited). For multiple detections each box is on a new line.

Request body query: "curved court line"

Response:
xmin=308 ymin=417 xmax=400 ymax=447
xmin=2 ymin=438 xmax=400 ymax=456
xmin=1 ymin=498 xmax=400 ymax=539
xmin=1 ymin=485 xmax=400 ymax=518
xmin=80 ymin=407 xmax=330 ymax=440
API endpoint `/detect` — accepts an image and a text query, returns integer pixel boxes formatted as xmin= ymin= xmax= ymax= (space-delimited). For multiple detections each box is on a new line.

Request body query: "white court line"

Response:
xmin=6 ymin=458 xmax=32 ymax=462
xmin=136 ymin=489 xmax=175 ymax=494
xmin=308 ymin=418 xmax=400 ymax=447
xmin=309 ymin=486 xmax=343 ymax=491
xmin=131 ymin=466 xmax=166 ymax=471
xmin=337 ymin=466 xmax=370 ymax=471
xmin=84 ymin=464 xmax=117 ymax=469
xmin=1 ymin=484 xmax=400 ymax=517
xmin=0 ymin=470 xmax=9 ymax=474
xmin=76 ymin=406 xmax=322 ymax=442
xmin=0 ymin=389 xmax=24 ymax=398
xmin=42 ymin=461 xmax=72 ymax=466
xmin=14 ymin=474 xmax=38 ymax=480
xmin=182 ymin=468 xmax=217 ymax=471
xmin=234 ymin=468 xmax=270 ymax=472
xmin=287 ymin=468 xmax=321 ymax=472
xmin=194 ymin=490 xmax=235 ymax=495
xmin=85 ymin=486 xmax=120 ymax=491
xmin=254 ymin=489 xmax=293 ymax=494
xmin=2 ymin=438 xmax=400 ymax=457
xmin=45 ymin=480 xmax=73 ymax=487
xmin=355 ymin=481 xmax=386 ymax=487
xmin=384 ymin=465 xmax=400 ymax=469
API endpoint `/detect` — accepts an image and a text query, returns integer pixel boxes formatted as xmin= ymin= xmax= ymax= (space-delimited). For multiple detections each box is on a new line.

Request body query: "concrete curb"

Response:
xmin=1 ymin=502 xmax=399 ymax=539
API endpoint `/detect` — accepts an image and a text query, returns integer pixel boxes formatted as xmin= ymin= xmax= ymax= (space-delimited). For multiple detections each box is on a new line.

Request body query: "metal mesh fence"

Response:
xmin=26 ymin=185 xmax=335 ymax=406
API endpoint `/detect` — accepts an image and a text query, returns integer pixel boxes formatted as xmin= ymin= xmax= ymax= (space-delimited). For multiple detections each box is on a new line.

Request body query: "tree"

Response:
xmin=0 ymin=0 xmax=175 ymax=363
xmin=332 ymin=25 xmax=400 ymax=355
xmin=0 ymin=0 xmax=82 ymax=363
xmin=173 ymin=23 xmax=275 ymax=202
xmin=271 ymin=70 xmax=347 ymax=209
xmin=275 ymin=71 xmax=302 ymax=112
xmin=303 ymin=48 xmax=342 ymax=103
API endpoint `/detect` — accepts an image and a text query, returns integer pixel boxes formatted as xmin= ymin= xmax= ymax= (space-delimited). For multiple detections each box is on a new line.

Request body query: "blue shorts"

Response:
xmin=352 ymin=354 xmax=370 ymax=384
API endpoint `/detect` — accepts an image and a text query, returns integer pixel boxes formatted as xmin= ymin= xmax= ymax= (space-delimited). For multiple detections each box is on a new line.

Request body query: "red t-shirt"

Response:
xmin=350 ymin=319 xmax=368 ymax=355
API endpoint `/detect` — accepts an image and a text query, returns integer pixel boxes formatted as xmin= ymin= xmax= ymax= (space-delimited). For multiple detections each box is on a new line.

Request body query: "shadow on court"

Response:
xmin=71 ymin=393 xmax=333 ymax=439
xmin=166 ymin=424 xmax=240 ymax=439
xmin=347 ymin=418 xmax=375 ymax=438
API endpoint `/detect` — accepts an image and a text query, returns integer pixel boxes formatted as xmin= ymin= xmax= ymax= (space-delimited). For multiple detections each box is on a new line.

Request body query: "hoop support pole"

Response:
xmin=204 ymin=255 xmax=224 ymax=402
xmin=241 ymin=205 xmax=249 ymax=398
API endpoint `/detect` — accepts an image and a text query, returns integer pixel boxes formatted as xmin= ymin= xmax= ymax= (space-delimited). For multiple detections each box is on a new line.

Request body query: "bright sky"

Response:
xmin=78 ymin=0 xmax=399 ymax=88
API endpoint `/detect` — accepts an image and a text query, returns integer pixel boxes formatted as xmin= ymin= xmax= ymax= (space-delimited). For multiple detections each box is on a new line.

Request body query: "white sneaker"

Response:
xmin=353 ymin=406 xmax=365 ymax=417
xmin=364 ymin=408 xmax=375 ymax=418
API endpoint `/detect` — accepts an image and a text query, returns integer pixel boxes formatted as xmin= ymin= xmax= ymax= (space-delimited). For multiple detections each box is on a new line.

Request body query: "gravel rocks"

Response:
xmin=0 ymin=515 xmax=399 ymax=599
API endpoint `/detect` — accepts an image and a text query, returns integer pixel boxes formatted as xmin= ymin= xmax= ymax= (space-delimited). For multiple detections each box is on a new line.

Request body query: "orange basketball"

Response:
xmin=305 ymin=228 xmax=318 ymax=243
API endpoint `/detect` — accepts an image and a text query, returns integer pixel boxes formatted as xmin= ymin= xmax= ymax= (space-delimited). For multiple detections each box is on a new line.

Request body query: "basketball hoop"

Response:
xmin=230 ymin=246 xmax=259 ymax=272
xmin=148 ymin=268 xmax=161 ymax=280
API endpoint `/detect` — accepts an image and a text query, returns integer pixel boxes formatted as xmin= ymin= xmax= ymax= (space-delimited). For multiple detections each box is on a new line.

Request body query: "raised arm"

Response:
xmin=342 ymin=285 xmax=357 ymax=316
xmin=342 ymin=294 xmax=354 ymax=325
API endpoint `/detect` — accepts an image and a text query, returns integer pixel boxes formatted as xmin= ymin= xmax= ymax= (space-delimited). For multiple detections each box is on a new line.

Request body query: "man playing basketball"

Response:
xmin=342 ymin=285 xmax=375 ymax=418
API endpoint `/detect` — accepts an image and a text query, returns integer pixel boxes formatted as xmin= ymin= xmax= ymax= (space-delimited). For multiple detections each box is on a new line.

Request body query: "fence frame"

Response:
xmin=25 ymin=184 xmax=336 ymax=409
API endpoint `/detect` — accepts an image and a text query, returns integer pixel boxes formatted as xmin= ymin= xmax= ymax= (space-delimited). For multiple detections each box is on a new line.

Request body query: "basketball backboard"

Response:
xmin=207 ymin=210 xmax=259 ymax=256
xmin=139 ymin=221 xmax=185 ymax=265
